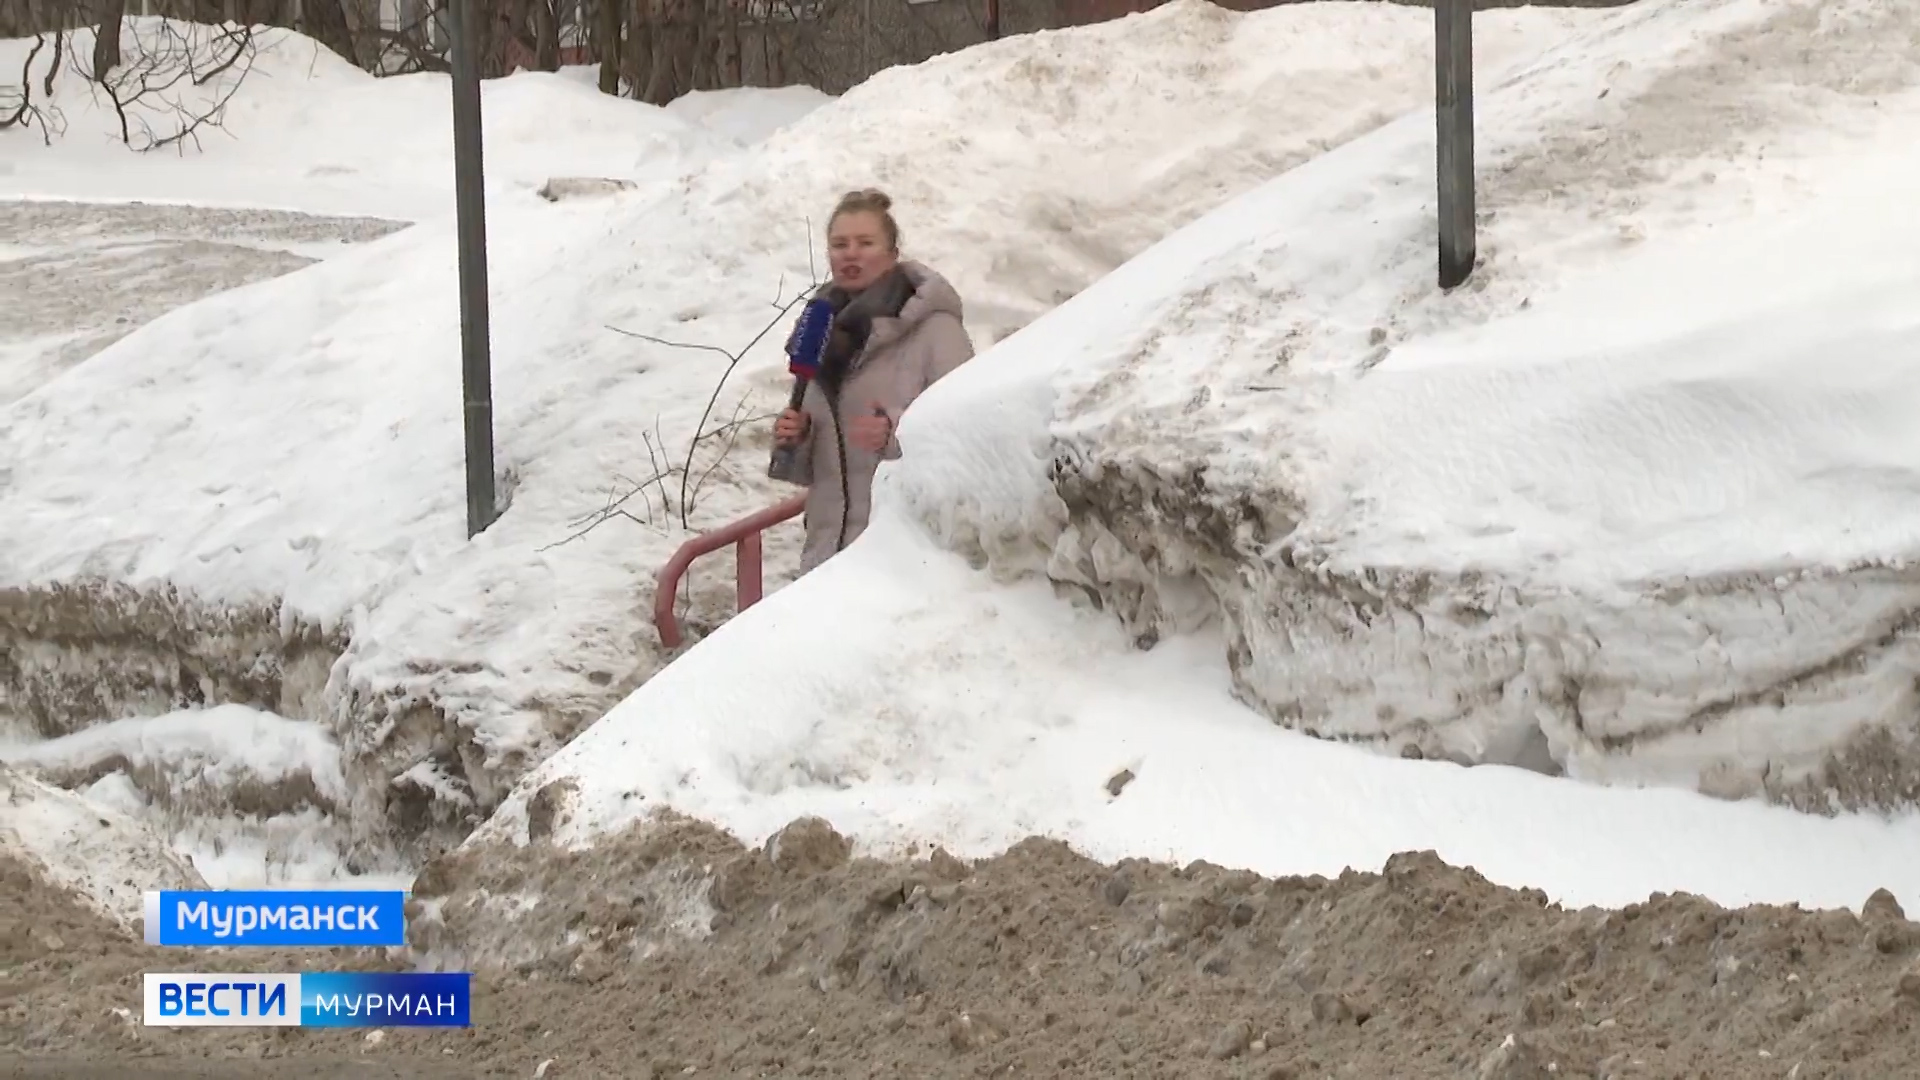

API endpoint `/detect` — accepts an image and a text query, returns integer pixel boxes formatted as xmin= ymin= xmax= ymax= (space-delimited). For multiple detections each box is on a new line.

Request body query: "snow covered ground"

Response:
xmin=18 ymin=0 xmax=1916 ymax=954
xmin=0 ymin=19 xmax=751 ymax=220
xmin=0 ymin=199 xmax=403 ymax=404
xmin=0 ymin=19 xmax=836 ymax=889
xmin=467 ymin=526 xmax=1920 ymax=916
xmin=1 ymin=0 xmax=1592 ymax=873
xmin=446 ymin=0 xmax=1920 ymax=948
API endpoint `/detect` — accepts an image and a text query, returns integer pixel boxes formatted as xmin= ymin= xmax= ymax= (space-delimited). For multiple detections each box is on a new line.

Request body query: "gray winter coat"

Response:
xmin=783 ymin=260 xmax=975 ymax=573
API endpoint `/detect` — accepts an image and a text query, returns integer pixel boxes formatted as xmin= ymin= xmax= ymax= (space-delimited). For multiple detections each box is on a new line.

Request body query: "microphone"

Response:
xmin=768 ymin=297 xmax=835 ymax=482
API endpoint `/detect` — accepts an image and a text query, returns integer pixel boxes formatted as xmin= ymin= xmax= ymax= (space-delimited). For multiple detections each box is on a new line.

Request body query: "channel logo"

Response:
xmin=143 ymin=972 xmax=471 ymax=1027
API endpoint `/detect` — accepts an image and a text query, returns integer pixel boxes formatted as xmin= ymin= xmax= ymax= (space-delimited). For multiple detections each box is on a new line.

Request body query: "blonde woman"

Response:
xmin=772 ymin=189 xmax=976 ymax=573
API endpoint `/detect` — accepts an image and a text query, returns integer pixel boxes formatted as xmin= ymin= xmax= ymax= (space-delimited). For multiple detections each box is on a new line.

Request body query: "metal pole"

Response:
xmin=985 ymin=0 xmax=1000 ymax=41
xmin=449 ymin=0 xmax=498 ymax=537
xmin=1435 ymin=0 xmax=1476 ymax=290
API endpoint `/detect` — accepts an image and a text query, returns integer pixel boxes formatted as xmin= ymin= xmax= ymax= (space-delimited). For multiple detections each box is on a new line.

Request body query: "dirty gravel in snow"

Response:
xmin=0 ymin=199 xmax=405 ymax=405
xmin=6 ymin=814 xmax=1919 ymax=1078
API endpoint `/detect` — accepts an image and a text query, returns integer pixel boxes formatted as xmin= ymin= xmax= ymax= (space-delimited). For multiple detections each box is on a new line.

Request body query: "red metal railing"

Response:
xmin=654 ymin=494 xmax=807 ymax=649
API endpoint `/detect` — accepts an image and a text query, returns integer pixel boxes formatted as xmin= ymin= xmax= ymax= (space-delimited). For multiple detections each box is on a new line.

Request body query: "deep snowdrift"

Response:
xmin=435 ymin=519 xmax=1920 ymax=941
xmin=1011 ymin=0 xmax=1920 ymax=811
xmin=416 ymin=0 xmax=1920 ymax=964
xmin=0 ymin=2 xmax=1591 ymax=855
xmin=0 ymin=19 xmax=731 ymax=219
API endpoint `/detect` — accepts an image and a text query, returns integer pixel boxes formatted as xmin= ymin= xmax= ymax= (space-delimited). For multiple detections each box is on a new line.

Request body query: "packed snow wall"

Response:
xmin=0 ymin=584 xmax=339 ymax=740
xmin=1012 ymin=0 xmax=1920 ymax=813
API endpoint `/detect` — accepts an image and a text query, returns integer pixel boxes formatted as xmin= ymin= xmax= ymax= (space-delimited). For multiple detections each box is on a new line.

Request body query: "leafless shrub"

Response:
xmin=86 ymin=18 xmax=261 ymax=152
xmin=546 ymin=234 xmax=822 ymax=550
xmin=0 ymin=29 xmax=69 ymax=143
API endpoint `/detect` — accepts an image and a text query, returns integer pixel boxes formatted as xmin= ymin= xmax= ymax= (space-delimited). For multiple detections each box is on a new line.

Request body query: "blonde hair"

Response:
xmin=828 ymin=188 xmax=901 ymax=252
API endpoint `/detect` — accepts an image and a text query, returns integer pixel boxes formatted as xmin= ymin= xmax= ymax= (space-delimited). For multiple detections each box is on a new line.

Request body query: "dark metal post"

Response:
xmin=1435 ymin=0 xmax=1476 ymax=290
xmin=985 ymin=0 xmax=1001 ymax=41
xmin=450 ymin=0 xmax=497 ymax=537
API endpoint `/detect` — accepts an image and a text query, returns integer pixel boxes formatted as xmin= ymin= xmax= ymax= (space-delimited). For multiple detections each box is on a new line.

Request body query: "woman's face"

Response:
xmin=827 ymin=211 xmax=897 ymax=291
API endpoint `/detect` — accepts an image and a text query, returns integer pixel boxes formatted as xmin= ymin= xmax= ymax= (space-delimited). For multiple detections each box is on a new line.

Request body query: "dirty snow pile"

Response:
xmin=445 ymin=0 xmax=1920 ymax=945
xmin=0 ymin=0 xmax=1594 ymax=866
xmin=2 ymin=760 xmax=206 ymax=930
xmin=0 ymin=705 xmax=410 ymax=889
xmin=0 ymin=18 xmax=737 ymax=219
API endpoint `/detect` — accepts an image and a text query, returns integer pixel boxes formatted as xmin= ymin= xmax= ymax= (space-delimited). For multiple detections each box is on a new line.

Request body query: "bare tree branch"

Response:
xmin=686 ymin=396 xmax=775 ymax=512
xmin=536 ymin=465 xmax=675 ymax=551
xmin=0 ymin=31 xmax=49 ymax=137
xmin=601 ymin=249 xmax=820 ymax=528
xmin=669 ymin=283 xmax=814 ymax=528
xmin=44 ymin=20 xmax=66 ymax=96
xmin=604 ymin=323 xmax=737 ymax=363
xmin=550 ymin=229 xmax=822 ymax=551
xmin=76 ymin=19 xmax=263 ymax=153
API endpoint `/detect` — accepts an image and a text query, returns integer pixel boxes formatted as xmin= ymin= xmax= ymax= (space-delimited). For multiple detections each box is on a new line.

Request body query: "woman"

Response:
xmin=772 ymin=188 xmax=976 ymax=573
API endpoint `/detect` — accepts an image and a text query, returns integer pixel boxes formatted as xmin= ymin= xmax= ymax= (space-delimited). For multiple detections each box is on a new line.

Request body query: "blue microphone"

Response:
xmin=768 ymin=298 xmax=836 ymax=482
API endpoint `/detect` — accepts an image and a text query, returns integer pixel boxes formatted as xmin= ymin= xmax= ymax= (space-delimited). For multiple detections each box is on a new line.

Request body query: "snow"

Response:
xmin=0 ymin=19 xmax=731 ymax=219
xmin=663 ymin=85 xmax=835 ymax=148
xmin=1 ymin=705 xmax=408 ymax=889
xmin=0 ymin=1 xmax=1592 ymax=839
xmin=466 ymin=0 xmax=1920 ymax=916
xmin=472 ymin=520 xmax=1920 ymax=914
xmin=2 ymin=703 xmax=348 ymax=808
xmin=1321 ymin=172 xmax=1920 ymax=583
xmin=14 ymin=0 xmax=1914 ymax=938
xmin=1 ymin=759 xmax=205 ymax=929
xmin=83 ymin=771 xmax=409 ymax=890
xmin=0 ymin=198 xmax=402 ymax=405
xmin=901 ymin=0 xmax=1920 ymax=792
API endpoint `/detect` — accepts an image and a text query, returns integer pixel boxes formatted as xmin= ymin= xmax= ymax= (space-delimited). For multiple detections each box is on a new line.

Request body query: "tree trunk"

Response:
xmin=300 ymin=0 xmax=358 ymax=62
xmin=621 ymin=0 xmax=648 ymax=98
xmin=638 ymin=0 xmax=672 ymax=103
xmin=762 ymin=26 xmax=781 ymax=86
xmin=531 ymin=0 xmax=558 ymax=69
xmin=721 ymin=0 xmax=739 ymax=85
xmin=688 ymin=0 xmax=713 ymax=90
xmin=596 ymin=0 xmax=620 ymax=91
xmin=477 ymin=0 xmax=510 ymax=76
xmin=92 ymin=0 xmax=126 ymax=76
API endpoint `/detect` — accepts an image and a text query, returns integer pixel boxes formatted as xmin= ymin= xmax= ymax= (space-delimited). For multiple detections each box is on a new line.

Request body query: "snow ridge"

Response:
xmin=996 ymin=0 xmax=1920 ymax=810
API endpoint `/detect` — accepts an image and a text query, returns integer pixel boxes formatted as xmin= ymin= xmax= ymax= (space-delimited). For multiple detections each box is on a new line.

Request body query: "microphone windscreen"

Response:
xmin=787 ymin=298 xmax=835 ymax=379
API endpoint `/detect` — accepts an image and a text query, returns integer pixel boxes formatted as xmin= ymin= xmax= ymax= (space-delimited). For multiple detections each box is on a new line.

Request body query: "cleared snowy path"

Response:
xmin=0 ymin=199 xmax=403 ymax=404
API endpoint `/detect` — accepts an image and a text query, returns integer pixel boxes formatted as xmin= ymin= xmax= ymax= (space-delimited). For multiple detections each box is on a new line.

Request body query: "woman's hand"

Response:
xmin=773 ymin=408 xmax=810 ymax=447
xmin=849 ymin=406 xmax=892 ymax=454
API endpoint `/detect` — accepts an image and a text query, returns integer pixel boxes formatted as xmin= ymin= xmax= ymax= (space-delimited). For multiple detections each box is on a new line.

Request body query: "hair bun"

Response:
xmin=828 ymin=188 xmax=902 ymax=250
xmin=838 ymin=187 xmax=892 ymax=213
